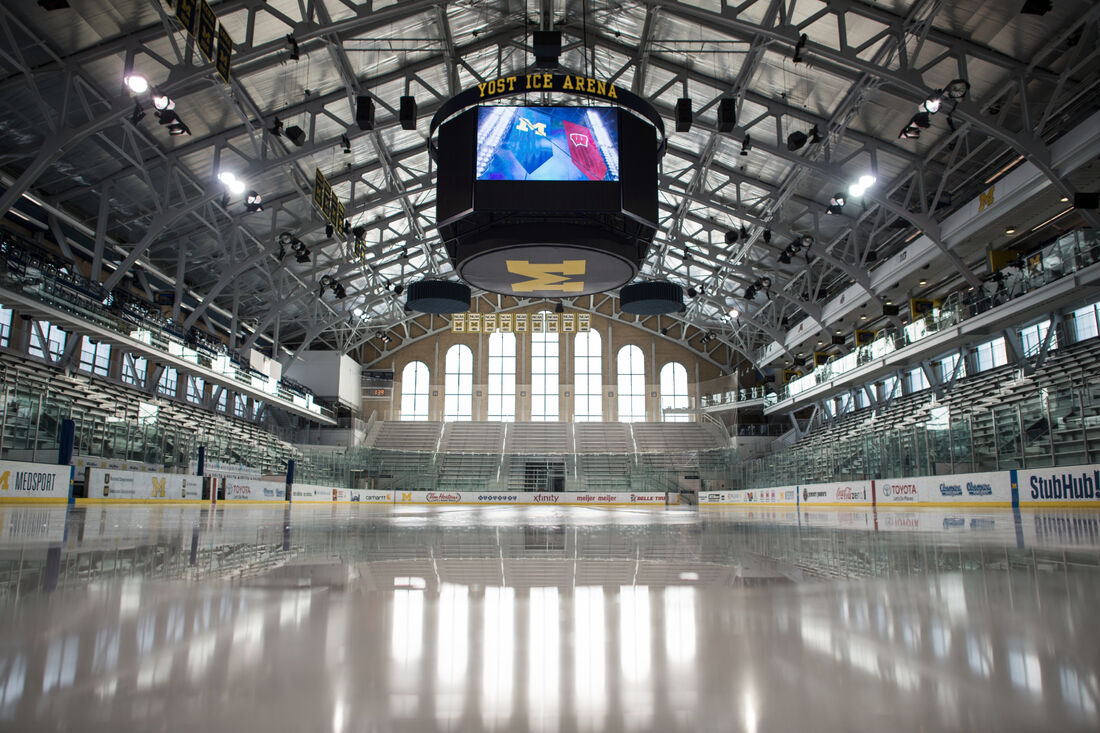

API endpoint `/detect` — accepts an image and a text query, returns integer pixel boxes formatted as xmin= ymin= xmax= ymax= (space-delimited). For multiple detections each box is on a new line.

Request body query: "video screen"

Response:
xmin=476 ymin=106 xmax=619 ymax=182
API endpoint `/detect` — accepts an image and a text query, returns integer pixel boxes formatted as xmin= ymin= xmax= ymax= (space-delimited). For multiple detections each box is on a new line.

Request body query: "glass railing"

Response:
xmin=754 ymin=229 xmax=1100 ymax=402
xmin=732 ymin=370 xmax=1099 ymax=489
xmin=0 ymin=231 xmax=333 ymax=419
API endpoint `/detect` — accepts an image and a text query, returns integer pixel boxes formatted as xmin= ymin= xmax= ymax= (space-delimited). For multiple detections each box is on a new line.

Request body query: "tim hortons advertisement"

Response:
xmin=1017 ymin=463 xmax=1100 ymax=507
xmin=223 ymin=478 xmax=287 ymax=502
xmin=85 ymin=468 xmax=203 ymax=502
xmin=876 ymin=472 xmax=1010 ymax=506
xmin=798 ymin=480 xmax=873 ymax=506
xmin=0 ymin=459 xmax=71 ymax=503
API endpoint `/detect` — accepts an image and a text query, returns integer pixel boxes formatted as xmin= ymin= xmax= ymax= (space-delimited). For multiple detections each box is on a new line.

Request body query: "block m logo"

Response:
xmin=506 ymin=260 xmax=586 ymax=293
xmin=401 ymin=492 xmax=412 ymax=503
xmin=152 ymin=477 xmax=166 ymax=498
xmin=978 ymin=185 xmax=995 ymax=212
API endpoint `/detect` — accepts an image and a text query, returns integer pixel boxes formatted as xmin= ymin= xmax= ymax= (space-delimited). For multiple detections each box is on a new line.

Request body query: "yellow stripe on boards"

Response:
xmin=77 ymin=498 xmax=208 ymax=505
xmin=0 ymin=497 xmax=68 ymax=505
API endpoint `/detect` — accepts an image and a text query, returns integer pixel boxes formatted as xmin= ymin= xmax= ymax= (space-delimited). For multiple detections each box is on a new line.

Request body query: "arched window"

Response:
xmin=400 ymin=361 xmax=430 ymax=420
xmin=659 ymin=362 xmax=689 ymax=422
xmin=574 ymin=329 xmax=602 ymax=421
xmin=444 ymin=344 xmax=473 ymax=421
xmin=531 ymin=312 xmax=559 ymax=421
xmin=488 ymin=332 xmax=516 ymax=421
xmin=616 ymin=345 xmax=646 ymax=422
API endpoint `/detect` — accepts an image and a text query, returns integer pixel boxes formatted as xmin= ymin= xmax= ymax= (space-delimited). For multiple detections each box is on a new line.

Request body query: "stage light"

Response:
xmin=285 ymin=125 xmax=306 ymax=146
xmin=129 ymin=100 xmax=145 ymax=125
xmin=269 ymin=117 xmax=283 ymax=137
xmin=741 ymin=134 xmax=752 ymax=155
xmin=826 ymin=192 xmax=845 ymax=215
xmin=740 ymin=226 xmax=749 ymax=239
xmin=848 ymin=174 xmax=875 ymax=199
xmin=393 ymin=284 xmax=404 ymax=296
xmin=762 ymin=228 xmax=771 ymax=243
xmin=745 ymin=285 xmax=757 ymax=300
xmin=217 ymin=171 xmax=246 ymax=196
xmin=167 ymin=120 xmax=190 ymax=136
xmin=1005 ymin=225 xmax=1016 ymax=235
xmin=292 ymin=239 xmax=311 ymax=263
xmin=151 ymin=92 xmax=174 ymax=111
xmin=792 ymin=33 xmax=807 ymax=63
xmin=686 ymin=287 xmax=698 ymax=299
xmin=899 ymin=122 xmax=921 ymax=140
xmin=786 ymin=130 xmax=808 ymax=151
xmin=800 ymin=235 xmax=814 ymax=249
xmin=809 ymin=124 xmax=823 ymax=144
xmin=245 ymin=191 xmax=263 ymax=213
xmin=944 ymin=78 xmax=971 ymax=99
xmin=725 ymin=229 xmax=739 ymax=245
xmin=332 ymin=281 xmax=347 ymax=299
xmin=286 ymin=34 xmax=300 ymax=61
xmin=325 ymin=224 xmax=334 ymax=239
xmin=778 ymin=250 xmax=791 ymax=264
xmin=341 ymin=134 xmax=351 ymax=154
xmin=728 ymin=307 xmax=739 ymax=318
xmin=125 ymin=74 xmax=148 ymax=94
xmin=921 ymin=92 xmax=942 ymax=114
xmin=858 ymin=174 xmax=876 ymax=188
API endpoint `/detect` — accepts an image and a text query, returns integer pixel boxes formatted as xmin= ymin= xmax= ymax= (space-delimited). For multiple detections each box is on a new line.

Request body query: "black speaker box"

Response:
xmin=717 ymin=98 xmax=736 ymax=132
xmin=831 ymin=334 xmax=845 ymax=346
xmin=399 ymin=96 xmax=417 ymax=130
xmin=883 ymin=304 xmax=900 ymax=316
xmin=533 ymin=30 xmax=562 ymax=66
xmin=675 ymin=98 xmax=692 ymax=133
xmin=356 ymin=95 xmax=375 ymax=131
xmin=1073 ymin=192 xmax=1099 ymax=209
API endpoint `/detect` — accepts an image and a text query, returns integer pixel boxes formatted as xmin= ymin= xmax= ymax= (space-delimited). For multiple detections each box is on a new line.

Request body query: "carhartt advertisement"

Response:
xmin=1017 ymin=463 xmax=1100 ymax=507
xmin=291 ymin=483 xmax=392 ymax=504
xmin=84 ymin=468 xmax=203 ymax=502
xmin=0 ymin=459 xmax=71 ymax=503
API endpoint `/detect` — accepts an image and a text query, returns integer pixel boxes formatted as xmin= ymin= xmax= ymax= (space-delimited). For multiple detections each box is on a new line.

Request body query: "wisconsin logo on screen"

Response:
xmin=506 ymin=260 xmax=586 ymax=293
xmin=562 ymin=121 xmax=606 ymax=181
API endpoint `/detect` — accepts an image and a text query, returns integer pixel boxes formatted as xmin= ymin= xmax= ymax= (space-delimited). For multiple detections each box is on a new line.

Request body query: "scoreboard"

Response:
xmin=361 ymin=370 xmax=394 ymax=400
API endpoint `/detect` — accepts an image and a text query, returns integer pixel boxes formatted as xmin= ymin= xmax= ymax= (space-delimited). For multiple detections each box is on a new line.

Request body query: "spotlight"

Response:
xmin=740 ymin=134 xmax=752 ymax=155
xmin=269 ymin=116 xmax=283 ymax=137
xmin=724 ymin=229 xmax=739 ymax=245
xmin=245 ymin=191 xmax=263 ymax=213
xmin=217 ymin=171 xmax=246 ymax=196
xmin=292 ymin=240 xmax=311 ymax=263
xmin=944 ymin=78 xmax=971 ymax=99
xmin=129 ymin=100 xmax=145 ymax=125
xmin=285 ymin=125 xmax=306 ymax=146
xmin=778 ymin=250 xmax=791 ymax=264
xmin=332 ymin=281 xmax=347 ymax=299
xmin=786 ymin=130 xmax=808 ymax=151
xmin=740 ymin=226 xmax=749 ymax=239
xmin=912 ymin=112 xmax=932 ymax=129
xmin=686 ymin=287 xmax=698 ymax=299
xmin=1020 ymin=0 xmax=1051 ymax=15
xmin=151 ymin=92 xmax=174 ymax=111
xmin=800 ymin=235 xmax=814 ymax=249
xmin=167 ymin=121 xmax=190 ymax=136
xmin=921 ymin=92 xmax=942 ymax=114
xmin=341 ymin=134 xmax=351 ymax=154
xmin=899 ymin=122 xmax=921 ymax=140
xmin=554 ymin=302 xmax=564 ymax=314
xmin=826 ymin=193 xmax=845 ymax=215
xmin=325 ymin=224 xmax=334 ymax=239
xmin=1005 ymin=225 xmax=1016 ymax=235
xmin=745 ymin=285 xmax=758 ymax=300
xmin=763 ymin=229 xmax=772 ymax=243
xmin=728 ymin=307 xmax=739 ymax=318
xmin=393 ymin=284 xmax=404 ymax=296
xmin=286 ymin=34 xmax=300 ymax=61
xmin=278 ymin=232 xmax=294 ymax=246
xmin=809 ymin=124 xmax=823 ymax=144
xmin=792 ymin=33 xmax=808 ymax=63
xmin=124 ymin=73 xmax=148 ymax=94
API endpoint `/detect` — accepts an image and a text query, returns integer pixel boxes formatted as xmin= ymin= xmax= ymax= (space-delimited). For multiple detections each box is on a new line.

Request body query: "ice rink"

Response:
xmin=1 ymin=504 xmax=1099 ymax=732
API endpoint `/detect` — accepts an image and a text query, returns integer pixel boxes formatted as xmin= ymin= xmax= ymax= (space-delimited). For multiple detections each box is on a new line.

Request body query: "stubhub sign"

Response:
xmin=1018 ymin=464 xmax=1100 ymax=506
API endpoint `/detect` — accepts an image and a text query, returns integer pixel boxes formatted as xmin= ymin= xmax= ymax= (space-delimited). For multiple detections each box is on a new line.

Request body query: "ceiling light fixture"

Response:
xmin=847 ymin=173 xmax=876 ymax=199
xmin=826 ymin=192 xmax=845 ymax=215
xmin=245 ymin=191 xmax=263 ymax=213
xmin=217 ymin=171 xmax=246 ymax=196
xmin=151 ymin=92 xmax=174 ymax=111
xmin=124 ymin=74 xmax=149 ymax=94
xmin=944 ymin=78 xmax=971 ymax=100
xmin=1005 ymin=225 xmax=1016 ymax=235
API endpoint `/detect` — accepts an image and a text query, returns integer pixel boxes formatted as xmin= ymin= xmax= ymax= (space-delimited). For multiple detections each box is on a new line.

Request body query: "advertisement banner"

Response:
xmin=73 ymin=456 xmax=159 ymax=474
xmin=1017 ymin=464 xmax=1100 ymax=507
xmin=83 ymin=468 xmax=203 ymax=503
xmin=876 ymin=471 xmax=1010 ymax=506
xmin=291 ymin=484 xmax=393 ymax=504
xmin=392 ymin=491 xmax=667 ymax=506
xmin=699 ymin=487 xmax=797 ymax=506
xmin=0 ymin=459 xmax=71 ymax=503
xmin=223 ymin=478 xmax=287 ymax=503
xmin=799 ymin=480 xmax=873 ymax=507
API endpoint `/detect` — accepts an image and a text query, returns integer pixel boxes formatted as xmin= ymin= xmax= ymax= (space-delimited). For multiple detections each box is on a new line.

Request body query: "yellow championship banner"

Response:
xmin=169 ymin=0 xmax=233 ymax=84
xmin=313 ymin=169 xmax=348 ymax=241
xmin=450 ymin=311 xmax=591 ymax=333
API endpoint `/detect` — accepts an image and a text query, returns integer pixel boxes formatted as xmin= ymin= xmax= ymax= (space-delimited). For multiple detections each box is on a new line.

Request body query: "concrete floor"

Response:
xmin=1 ymin=503 xmax=1098 ymax=731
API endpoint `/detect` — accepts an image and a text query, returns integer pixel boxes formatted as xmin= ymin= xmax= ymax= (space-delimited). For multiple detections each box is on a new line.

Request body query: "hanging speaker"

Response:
xmin=356 ymin=95 xmax=375 ymax=131
xmin=717 ymin=98 xmax=736 ymax=132
xmin=399 ymin=96 xmax=417 ymax=130
xmin=883 ymin=304 xmax=900 ymax=316
xmin=533 ymin=30 xmax=562 ymax=67
xmin=1073 ymin=192 xmax=1099 ymax=209
xmin=675 ymin=98 xmax=693 ymax=133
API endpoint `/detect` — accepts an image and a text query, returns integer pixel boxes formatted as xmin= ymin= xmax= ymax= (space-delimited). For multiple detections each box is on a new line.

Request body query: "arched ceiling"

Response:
xmin=0 ymin=0 xmax=1096 ymax=372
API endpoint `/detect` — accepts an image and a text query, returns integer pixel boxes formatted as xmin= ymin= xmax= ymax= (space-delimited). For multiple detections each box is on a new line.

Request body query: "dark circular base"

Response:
xmin=453 ymin=224 xmax=640 ymax=298
xmin=405 ymin=280 xmax=471 ymax=314
xmin=619 ymin=281 xmax=684 ymax=315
